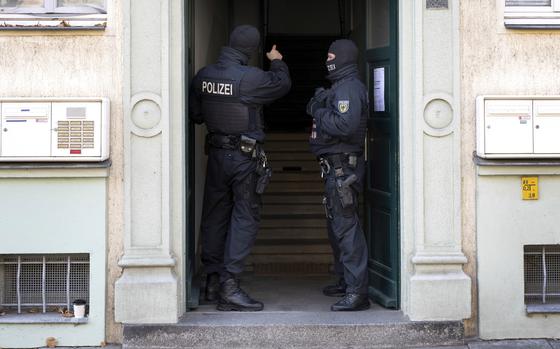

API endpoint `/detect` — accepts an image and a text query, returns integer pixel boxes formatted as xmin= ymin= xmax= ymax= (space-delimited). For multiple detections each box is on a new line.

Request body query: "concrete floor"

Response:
xmin=192 ymin=274 xmax=408 ymax=325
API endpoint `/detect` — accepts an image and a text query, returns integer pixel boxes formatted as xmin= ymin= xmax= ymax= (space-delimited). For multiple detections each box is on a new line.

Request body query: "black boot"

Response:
xmin=205 ymin=273 xmax=220 ymax=302
xmin=322 ymin=278 xmax=347 ymax=297
xmin=217 ymin=278 xmax=264 ymax=312
xmin=331 ymin=293 xmax=370 ymax=311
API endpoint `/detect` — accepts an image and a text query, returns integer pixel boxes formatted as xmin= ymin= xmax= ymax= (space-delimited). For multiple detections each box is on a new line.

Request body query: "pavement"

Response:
xmin=31 ymin=340 xmax=560 ymax=349
xmin=417 ymin=339 xmax=560 ymax=349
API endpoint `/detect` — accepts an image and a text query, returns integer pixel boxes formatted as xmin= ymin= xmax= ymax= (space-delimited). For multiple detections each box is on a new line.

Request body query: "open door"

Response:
xmin=185 ymin=0 xmax=200 ymax=309
xmin=365 ymin=0 xmax=399 ymax=309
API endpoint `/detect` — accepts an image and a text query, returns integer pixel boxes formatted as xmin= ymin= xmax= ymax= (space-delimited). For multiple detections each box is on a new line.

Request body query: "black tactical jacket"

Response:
xmin=309 ymin=64 xmax=368 ymax=157
xmin=190 ymin=46 xmax=291 ymax=142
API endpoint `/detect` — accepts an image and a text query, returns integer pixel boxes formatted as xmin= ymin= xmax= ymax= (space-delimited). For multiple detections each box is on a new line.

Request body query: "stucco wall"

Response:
xmin=0 ymin=1 xmax=124 ymax=343
xmin=461 ymin=0 xmax=560 ymax=338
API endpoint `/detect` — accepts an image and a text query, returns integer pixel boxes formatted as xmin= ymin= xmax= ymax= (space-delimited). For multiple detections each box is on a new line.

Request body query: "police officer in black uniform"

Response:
xmin=190 ymin=25 xmax=291 ymax=311
xmin=306 ymin=39 xmax=369 ymax=311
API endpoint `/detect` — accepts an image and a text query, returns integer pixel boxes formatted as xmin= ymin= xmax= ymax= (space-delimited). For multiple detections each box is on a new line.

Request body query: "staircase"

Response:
xmin=247 ymin=132 xmax=332 ymax=274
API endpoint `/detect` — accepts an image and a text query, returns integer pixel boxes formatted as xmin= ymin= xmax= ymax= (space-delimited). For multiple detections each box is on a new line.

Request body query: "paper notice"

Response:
xmin=374 ymin=67 xmax=385 ymax=112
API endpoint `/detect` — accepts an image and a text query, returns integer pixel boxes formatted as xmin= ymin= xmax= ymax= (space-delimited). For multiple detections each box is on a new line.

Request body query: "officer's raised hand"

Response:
xmin=266 ymin=44 xmax=283 ymax=61
xmin=307 ymin=87 xmax=328 ymax=116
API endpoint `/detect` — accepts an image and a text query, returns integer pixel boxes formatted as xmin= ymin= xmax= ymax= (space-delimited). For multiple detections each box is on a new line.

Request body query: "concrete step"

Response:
xmin=263 ymin=193 xmax=323 ymax=204
xmin=270 ymin=160 xmax=320 ymax=173
xmin=265 ymin=140 xmax=310 ymax=152
xmin=260 ymin=217 xmax=326 ymax=228
xmin=262 ymin=203 xmax=324 ymax=215
xmin=252 ymin=239 xmax=331 ymax=254
xmin=123 ymin=316 xmax=464 ymax=349
xmin=258 ymin=227 xmax=327 ymax=240
xmin=267 ymin=180 xmax=323 ymax=192
xmin=123 ymin=273 xmax=464 ymax=349
xmin=247 ymin=253 xmax=333 ymax=264
xmin=267 ymin=152 xmax=316 ymax=161
xmin=270 ymin=172 xmax=319 ymax=182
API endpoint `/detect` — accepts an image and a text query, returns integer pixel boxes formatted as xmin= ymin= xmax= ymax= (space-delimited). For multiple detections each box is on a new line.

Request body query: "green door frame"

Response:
xmin=183 ymin=0 xmax=401 ymax=311
xmin=364 ymin=0 xmax=400 ymax=309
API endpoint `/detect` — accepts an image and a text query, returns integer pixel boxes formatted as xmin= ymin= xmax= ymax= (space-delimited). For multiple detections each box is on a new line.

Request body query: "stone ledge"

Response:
xmin=0 ymin=312 xmax=88 ymax=324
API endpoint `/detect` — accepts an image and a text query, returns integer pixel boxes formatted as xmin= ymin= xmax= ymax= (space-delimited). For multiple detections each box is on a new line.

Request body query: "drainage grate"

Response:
xmin=524 ymin=245 xmax=560 ymax=305
xmin=0 ymin=254 xmax=89 ymax=313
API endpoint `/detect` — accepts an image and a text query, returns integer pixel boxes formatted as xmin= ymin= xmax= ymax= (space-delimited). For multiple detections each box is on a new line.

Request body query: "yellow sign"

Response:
xmin=522 ymin=177 xmax=538 ymax=200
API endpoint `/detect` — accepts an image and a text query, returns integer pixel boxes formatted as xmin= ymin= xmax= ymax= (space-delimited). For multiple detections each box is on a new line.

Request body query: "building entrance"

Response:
xmin=186 ymin=0 xmax=400 ymax=312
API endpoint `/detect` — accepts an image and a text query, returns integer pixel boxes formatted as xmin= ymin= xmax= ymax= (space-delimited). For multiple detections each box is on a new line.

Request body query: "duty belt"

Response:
xmin=206 ymin=133 xmax=240 ymax=150
xmin=319 ymin=153 xmax=359 ymax=178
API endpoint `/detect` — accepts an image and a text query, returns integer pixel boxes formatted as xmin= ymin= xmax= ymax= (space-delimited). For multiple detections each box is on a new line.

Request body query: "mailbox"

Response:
xmin=0 ymin=98 xmax=109 ymax=162
xmin=477 ymin=96 xmax=560 ymax=158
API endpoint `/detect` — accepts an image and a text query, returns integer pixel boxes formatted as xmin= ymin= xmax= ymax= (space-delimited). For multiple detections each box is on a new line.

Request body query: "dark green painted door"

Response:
xmin=185 ymin=0 xmax=200 ymax=310
xmin=364 ymin=0 xmax=399 ymax=309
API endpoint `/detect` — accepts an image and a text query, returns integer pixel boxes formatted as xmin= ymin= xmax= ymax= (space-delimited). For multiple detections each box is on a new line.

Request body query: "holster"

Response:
xmin=336 ymin=174 xmax=357 ymax=208
xmin=320 ymin=153 xmax=359 ymax=208
xmin=255 ymin=147 xmax=272 ymax=194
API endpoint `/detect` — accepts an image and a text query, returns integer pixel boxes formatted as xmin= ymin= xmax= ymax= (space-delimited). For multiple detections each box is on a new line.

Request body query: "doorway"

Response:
xmin=186 ymin=0 xmax=400 ymax=312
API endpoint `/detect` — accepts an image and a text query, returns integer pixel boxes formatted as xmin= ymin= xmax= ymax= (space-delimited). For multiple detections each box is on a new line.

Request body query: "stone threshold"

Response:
xmin=123 ymin=313 xmax=464 ymax=349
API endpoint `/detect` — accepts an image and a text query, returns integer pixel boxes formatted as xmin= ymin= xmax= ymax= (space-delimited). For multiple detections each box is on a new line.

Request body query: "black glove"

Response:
xmin=306 ymin=87 xmax=329 ymax=116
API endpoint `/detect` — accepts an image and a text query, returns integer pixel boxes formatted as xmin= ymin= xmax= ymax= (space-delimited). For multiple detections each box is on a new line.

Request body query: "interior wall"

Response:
xmin=193 ymin=0 xmax=230 ymax=250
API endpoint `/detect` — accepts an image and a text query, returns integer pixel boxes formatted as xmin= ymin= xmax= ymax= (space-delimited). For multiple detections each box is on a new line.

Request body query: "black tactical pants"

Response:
xmin=323 ymin=155 xmax=368 ymax=294
xmin=200 ymin=147 xmax=261 ymax=279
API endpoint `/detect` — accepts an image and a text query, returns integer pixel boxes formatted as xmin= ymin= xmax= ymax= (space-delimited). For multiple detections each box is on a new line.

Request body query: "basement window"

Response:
xmin=505 ymin=0 xmax=560 ymax=29
xmin=0 ymin=0 xmax=106 ymax=30
xmin=524 ymin=245 xmax=560 ymax=313
xmin=0 ymin=254 xmax=90 ymax=322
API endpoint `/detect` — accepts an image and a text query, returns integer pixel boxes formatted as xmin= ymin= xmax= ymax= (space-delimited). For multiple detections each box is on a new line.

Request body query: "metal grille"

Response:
xmin=0 ymin=254 xmax=89 ymax=313
xmin=524 ymin=245 xmax=560 ymax=305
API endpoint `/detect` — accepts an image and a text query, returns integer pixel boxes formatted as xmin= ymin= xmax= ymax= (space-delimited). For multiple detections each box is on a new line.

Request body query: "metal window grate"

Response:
xmin=524 ymin=245 xmax=560 ymax=305
xmin=0 ymin=254 xmax=89 ymax=313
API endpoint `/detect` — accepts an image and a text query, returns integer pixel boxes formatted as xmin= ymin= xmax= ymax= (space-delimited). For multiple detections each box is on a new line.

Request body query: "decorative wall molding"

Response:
xmin=404 ymin=0 xmax=471 ymax=321
xmin=115 ymin=0 xmax=179 ymax=324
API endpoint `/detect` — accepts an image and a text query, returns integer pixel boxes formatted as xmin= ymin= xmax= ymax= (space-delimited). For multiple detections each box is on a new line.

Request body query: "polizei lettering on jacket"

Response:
xmin=201 ymin=80 xmax=234 ymax=96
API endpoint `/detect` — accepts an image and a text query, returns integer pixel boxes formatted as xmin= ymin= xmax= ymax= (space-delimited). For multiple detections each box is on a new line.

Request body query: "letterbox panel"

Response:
xmin=51 ymin=102 xmax=102 ymax=157
xmin=1 ymin=103 xmax=51 ymax=157
xmin=533 ymin=100 xmax=560 ymax=154
xmin=484 ymin=99 xmax=533 ymax=154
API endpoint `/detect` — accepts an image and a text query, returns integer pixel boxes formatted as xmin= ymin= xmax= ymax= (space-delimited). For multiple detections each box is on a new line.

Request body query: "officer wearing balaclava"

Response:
xmin=190 ymin=25 xmax=291 ymax=311
xmin=306 ymin=39 xmax=369 ymax=311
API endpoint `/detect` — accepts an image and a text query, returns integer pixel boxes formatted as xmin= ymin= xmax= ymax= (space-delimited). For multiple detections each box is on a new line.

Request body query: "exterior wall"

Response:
xmin=461 ymin=0 xmax=560 ymax=339
xmin=0 ymin=1 xmax=124 ymax=344
xmin=399 ymin=0 xmax=471 ymax=323
xmin=477 ymin=167 xmax=560 ymax=339
xmin=0 ymin=173 xmax=108 ymax=348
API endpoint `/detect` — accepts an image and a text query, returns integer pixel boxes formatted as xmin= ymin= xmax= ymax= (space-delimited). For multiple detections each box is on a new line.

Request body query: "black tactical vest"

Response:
xmin=195 ymin=63 xmax=262 ymax=135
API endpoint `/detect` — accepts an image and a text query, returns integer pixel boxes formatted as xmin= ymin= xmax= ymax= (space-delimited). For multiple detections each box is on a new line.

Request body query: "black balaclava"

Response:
xmin=326 ymin=39 xmax=358 ymax=75
xmin=229 ymin=25 xmax=261 ymax=58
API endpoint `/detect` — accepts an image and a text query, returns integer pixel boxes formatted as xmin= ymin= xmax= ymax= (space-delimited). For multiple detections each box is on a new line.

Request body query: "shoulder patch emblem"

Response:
xmin=338 ymin=100 xmax=350 ymax=113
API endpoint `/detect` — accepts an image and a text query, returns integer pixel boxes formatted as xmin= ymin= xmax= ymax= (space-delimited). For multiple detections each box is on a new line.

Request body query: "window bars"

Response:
xmin=0 ymin=254 xmax=89 ymax=314
xmin=524 ymin=245 xmax=560 ymax=305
